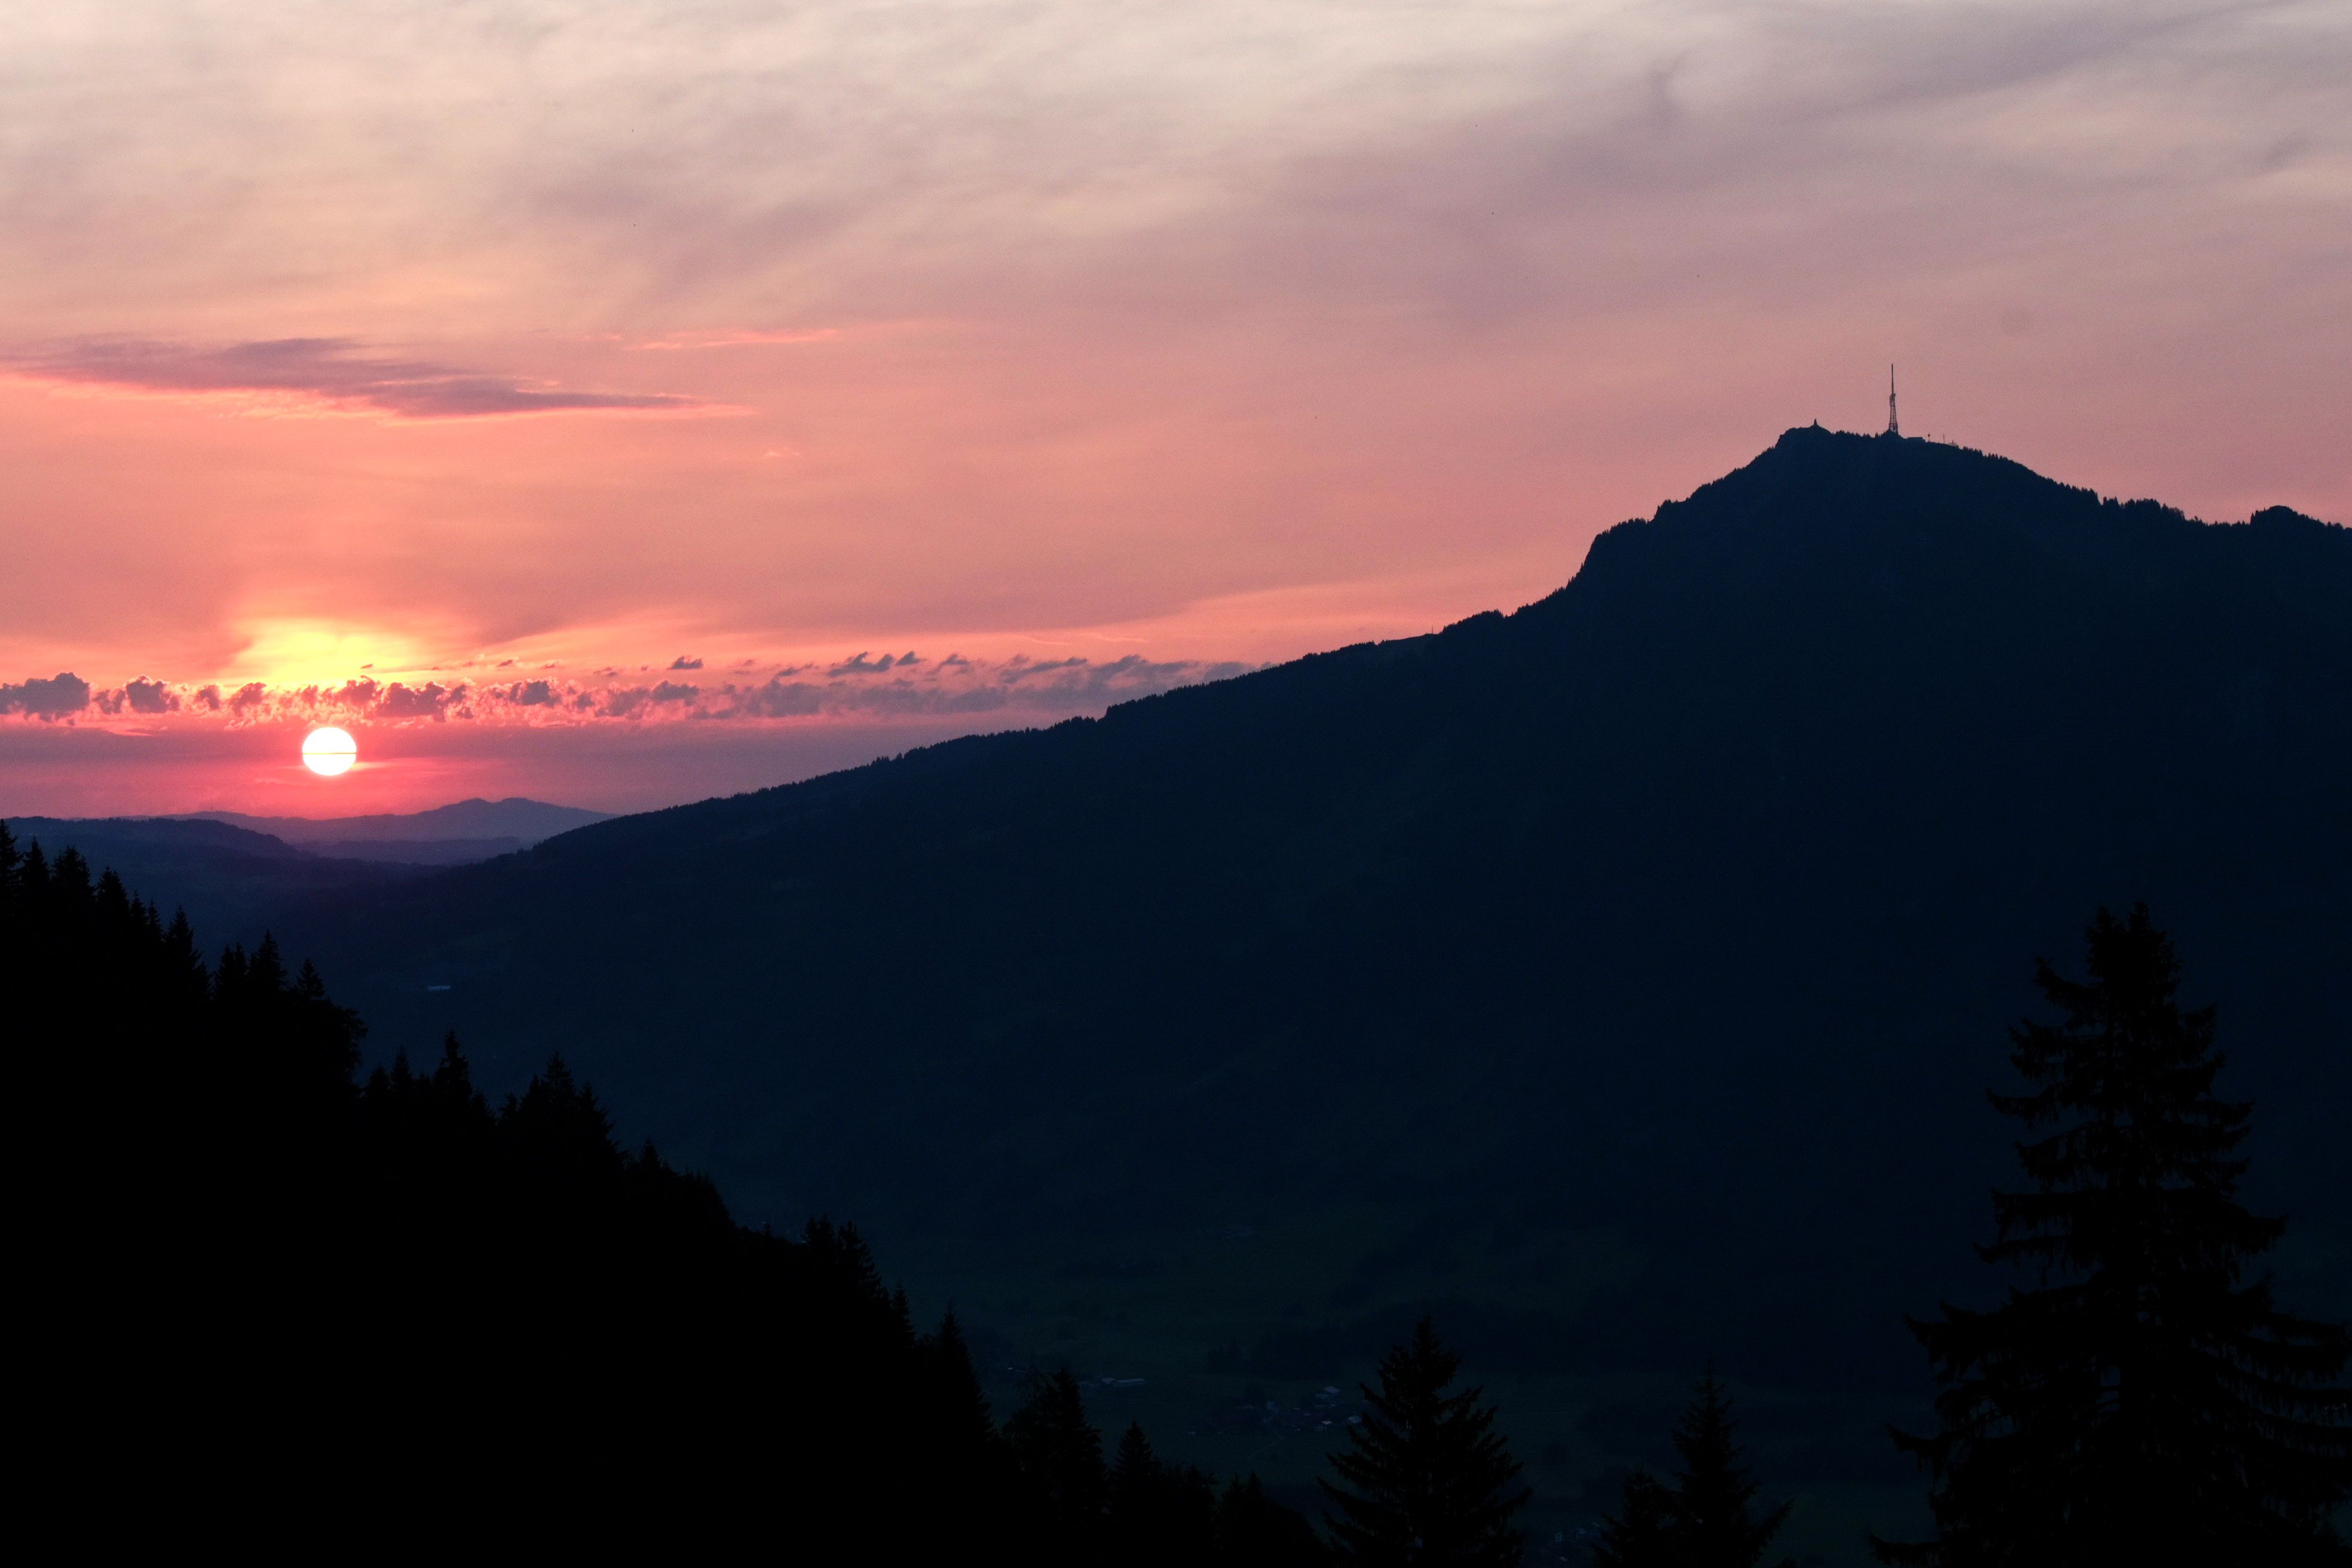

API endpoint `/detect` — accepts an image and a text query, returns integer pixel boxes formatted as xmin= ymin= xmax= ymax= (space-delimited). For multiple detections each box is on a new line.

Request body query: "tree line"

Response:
xmin=7 ymin=820 xmax=2345 ymax=1561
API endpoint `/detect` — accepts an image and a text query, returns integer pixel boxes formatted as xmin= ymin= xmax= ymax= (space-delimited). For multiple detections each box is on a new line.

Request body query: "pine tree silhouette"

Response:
xmin=1009 ymin=1368 xmax=1108 ymax=1563
xmin=1591 ymin=1469 xmax=1677 ymax=1568
xmin=1592 ymin=1373 xmax=1788 ymax=1568
xmin=1321 ymin=1317 xmax=1529 ymax=1566
xmin=1669 ymin=1371 xmax=1790 ymax=1567
xmin=1877 ymin=906 xmax=2352 ymax=1565
xmin=1107 ymin=1422 xmax=1218 ymax=1566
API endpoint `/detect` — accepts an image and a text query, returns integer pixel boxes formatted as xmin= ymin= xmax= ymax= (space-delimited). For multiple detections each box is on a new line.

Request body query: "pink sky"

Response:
xmin=4 ymin=0 xmax=2347 ymax=815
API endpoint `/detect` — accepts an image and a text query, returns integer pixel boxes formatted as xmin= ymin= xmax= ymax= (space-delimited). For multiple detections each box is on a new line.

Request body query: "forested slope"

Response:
xmin=289 ymin=427 xmax=2351 ymax=1402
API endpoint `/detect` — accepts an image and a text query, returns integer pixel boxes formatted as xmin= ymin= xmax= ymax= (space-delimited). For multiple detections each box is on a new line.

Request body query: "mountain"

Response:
xmin=0 ymin=798 xmax=607 ymax=937
xmin=280 ymin=428 xmax=2350 ymax=1544
xmin=2 ymin=816 xmax=422 ymax=936
xmin=182 ymin=796 xmax=608 ymax=858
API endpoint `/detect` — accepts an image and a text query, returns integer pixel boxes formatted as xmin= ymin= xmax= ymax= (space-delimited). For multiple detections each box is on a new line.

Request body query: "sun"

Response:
xmin=301 ymin=727 xmax=358 ymax=777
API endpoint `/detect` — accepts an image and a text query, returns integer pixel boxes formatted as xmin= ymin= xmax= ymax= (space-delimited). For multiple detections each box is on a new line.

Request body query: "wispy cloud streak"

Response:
xmin=2 ymin=338 xmax=707 ymax=418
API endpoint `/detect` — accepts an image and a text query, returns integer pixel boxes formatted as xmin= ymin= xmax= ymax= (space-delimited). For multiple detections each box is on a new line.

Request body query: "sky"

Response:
xmin=4 ymin=0 xmax=2347 ymax=816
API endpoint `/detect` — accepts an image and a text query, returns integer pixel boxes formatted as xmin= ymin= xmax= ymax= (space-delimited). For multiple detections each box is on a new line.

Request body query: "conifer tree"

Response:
xmin=1009 ymin=1369 xmax=1108 ymax=1563
xmin=1107 ymin=1423 xmax=1217 ymax=1566
xmin=1668 ymin=1371 xmax=1788 ymax=1567
xmin=920 ymin=1311 xmax=996 ymax=1451
xmin=1591 ymin=1469 xmax=1677 ymax=1568
xmin=1321 ymin=1318 xmax=1528 ymax=1566
xmin=1878 ymin=906 xmax=2352 ymax=1566
xmin=1592 ymin=1373 xmax=1789 ymax=1568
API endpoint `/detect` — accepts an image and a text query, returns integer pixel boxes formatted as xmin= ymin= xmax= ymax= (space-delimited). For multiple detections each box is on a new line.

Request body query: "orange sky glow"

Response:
xmin=4 ymin=0 xmax=2347 ymax=813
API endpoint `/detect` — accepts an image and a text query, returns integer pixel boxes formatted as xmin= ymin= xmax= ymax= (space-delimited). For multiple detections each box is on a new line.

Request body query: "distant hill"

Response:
xmin=275 ymin=428 xmax=2349 ymax=1546
xmin=0 ymin=798 xmax=607 ymax=938
xmin=182 ymin=796 xmax=608 ymax=852
xmin=2 ymin=816 xmax=421 ymax=938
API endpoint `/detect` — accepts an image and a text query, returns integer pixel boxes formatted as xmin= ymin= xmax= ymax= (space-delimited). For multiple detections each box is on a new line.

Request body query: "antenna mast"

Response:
xmin=1886 ymin=364 xmax=1900 ymax=437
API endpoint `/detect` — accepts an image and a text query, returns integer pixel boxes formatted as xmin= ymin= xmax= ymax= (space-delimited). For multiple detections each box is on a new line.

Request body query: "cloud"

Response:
xmin=633 ymin=328 xmax=844 ymax=350
xmin=669 ymin=656 xmax=704 ymax=669
xmin=123 ymin=677 xmax=178 ymax=714
xmin=32 ymin=653 xmax=1256 ymax=732
xmin=374 ymin=681 xmax=466 ymax=719
xmin=1 ymin=672 xmax=91 ymax=719
xmin=829 ymin=651 xmax=921 ymax=676
xmin=697 ymin=653 xmax=1245 ymax=721
xmin=722 ymin=677 xmax=825 ymax=719
xmin=602 ymin=680 xmax=703 ymax=717
xmin=1 ymin=338 xmax=709 ymax=419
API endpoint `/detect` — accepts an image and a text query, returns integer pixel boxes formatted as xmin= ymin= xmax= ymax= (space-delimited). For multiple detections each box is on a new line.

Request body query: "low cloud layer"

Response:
xmin=0 ymin=652 xmax=1251 ymax=730
xmin=1 ymin=338 xmax=705 ymax=418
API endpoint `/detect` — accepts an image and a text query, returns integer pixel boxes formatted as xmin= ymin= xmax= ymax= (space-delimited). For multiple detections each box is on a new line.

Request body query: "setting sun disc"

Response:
xmin=301 ymin=727 xmax=358 ymax=777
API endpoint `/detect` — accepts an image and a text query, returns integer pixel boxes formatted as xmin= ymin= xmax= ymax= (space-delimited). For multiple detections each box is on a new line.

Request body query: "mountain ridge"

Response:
xmin=261 ymin=428 xmax=2349 ymax=1515
xmin=178 ymin=795 xmax=608 ymax=847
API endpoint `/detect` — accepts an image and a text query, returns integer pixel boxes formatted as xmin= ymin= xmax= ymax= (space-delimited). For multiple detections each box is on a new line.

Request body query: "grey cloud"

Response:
xmin=602 ymin=687 xmax=653 ymax=717
xmin=721 ymin=678 xmax=825 ymax=718
xmin=828 ymin=651 xmax=901 ymax=676
xmin=706 ymin=653 xmax=1247 ymax=720
xmin=670 ymin=656 xmax=705 ymax=669
xmin=2 ymin=338 xmax=705 ymax=419
xmin=321 ymin=679 xmax=381 ymax=709
xmin=124 ymin=677 xmax=177 ymax=713
xmin=1 ymin=672 xmax=91 ymax=719
xmin=601 ymin=681 xmax=701 ymax=717
xmin=30 ymin=654 xmax=1252 ymax=730
xmin=374 ymin=681 xmax=463 ymax=719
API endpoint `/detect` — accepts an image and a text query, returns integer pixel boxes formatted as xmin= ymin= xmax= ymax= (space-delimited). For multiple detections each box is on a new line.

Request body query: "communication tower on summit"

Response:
xmin=1886 ymin=365 xmax=1900 ymax=437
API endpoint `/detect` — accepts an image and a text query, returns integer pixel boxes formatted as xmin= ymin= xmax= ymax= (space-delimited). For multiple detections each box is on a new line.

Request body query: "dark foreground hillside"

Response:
xmin=4 ymin=828 xmax=994 ymax=1551
xmin=286 ymin=428 xmax=2350 ymax=1549
xmin=5 ymin=829 xmax=1335 ymax=1560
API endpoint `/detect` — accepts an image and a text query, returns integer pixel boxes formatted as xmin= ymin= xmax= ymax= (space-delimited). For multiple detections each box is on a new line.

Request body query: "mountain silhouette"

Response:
xmin=3 ymin=815 xmax=424 ymax=934
xmin=288 ymin=428 xmax=2350 ymax=1437
xmin=0 ymin=798 xmax=613 ymax=927
xmin=180 ymin=795 xmax=608 ymax=858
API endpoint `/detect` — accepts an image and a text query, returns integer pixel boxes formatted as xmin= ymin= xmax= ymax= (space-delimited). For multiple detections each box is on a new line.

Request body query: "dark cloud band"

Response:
xmin=2 ymin=656 xmax=1254 ymax=729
